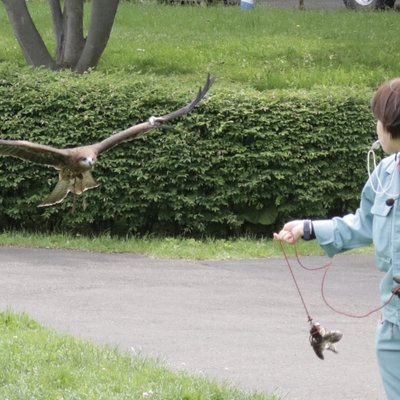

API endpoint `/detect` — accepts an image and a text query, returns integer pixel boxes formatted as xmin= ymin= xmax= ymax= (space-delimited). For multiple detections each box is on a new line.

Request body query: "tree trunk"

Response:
xmin=62 ymin=0 xmax=85 ymax=68
xmin=2 ymin=0 xmax=56 ymax=69
xmin=74 ymin=0 xmax=119 ymax=73
xmin=49 ymin=0 xmax=65 ymax=65
xmin=2 ymin=0 xmax=119 ymax=73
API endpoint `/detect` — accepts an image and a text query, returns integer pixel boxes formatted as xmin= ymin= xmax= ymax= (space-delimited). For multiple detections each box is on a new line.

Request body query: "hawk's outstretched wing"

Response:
xmin=153 ymin=73 xmax=216 ymax=122
xmin=0 ymin=139 xmax=69 ymax=168
xmin=94 ymin=74 xmax=216 ymax=155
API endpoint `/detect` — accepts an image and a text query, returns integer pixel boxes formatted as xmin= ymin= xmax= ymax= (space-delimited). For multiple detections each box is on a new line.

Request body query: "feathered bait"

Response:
xmin=309 ymin=322 xmax=343 ymax=360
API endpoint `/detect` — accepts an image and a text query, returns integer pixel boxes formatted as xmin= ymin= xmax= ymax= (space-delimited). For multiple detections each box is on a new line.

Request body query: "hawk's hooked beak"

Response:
xmin=79 ymin=157 xmax=96 ymax=169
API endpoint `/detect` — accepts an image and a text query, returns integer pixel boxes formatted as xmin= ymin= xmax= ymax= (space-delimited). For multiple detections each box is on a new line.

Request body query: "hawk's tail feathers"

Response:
xmin=70 ymin=171 xmax=99 ymax=195
xmin=38 ymin=177 xmax=71 ymax=207
xmin=37 ymin=171 xmax=100 ymax=208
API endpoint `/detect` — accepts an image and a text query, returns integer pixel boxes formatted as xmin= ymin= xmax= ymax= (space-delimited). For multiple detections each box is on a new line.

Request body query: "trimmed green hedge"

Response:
xmin=0 ymin=66 xmax=377 ymax=237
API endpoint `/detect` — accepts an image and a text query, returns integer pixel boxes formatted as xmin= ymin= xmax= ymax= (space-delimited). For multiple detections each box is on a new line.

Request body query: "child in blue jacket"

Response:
xmin=274 ymin=77 xmax=400 ymax=400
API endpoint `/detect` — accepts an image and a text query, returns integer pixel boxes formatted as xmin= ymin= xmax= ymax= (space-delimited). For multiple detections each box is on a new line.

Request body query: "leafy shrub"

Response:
xmin=0 ymin=66 xmax=375 ymax=237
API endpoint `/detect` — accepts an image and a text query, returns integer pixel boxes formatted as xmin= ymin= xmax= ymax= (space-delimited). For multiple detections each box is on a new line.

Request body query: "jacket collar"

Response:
xmin=385 ymin=153 xmax=399 ymax=175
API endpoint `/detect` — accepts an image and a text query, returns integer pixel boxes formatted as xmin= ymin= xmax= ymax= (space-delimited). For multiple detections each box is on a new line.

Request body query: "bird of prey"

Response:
xmin=309 ymin=322 xmax=343 ymax=360
xmin=0 ymin=74 xmax=215 ymax=207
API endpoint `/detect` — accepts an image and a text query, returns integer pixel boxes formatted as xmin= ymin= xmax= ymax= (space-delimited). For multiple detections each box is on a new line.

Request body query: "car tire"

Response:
xmin=343 ymin=0 xmax=390 ymax=9
xmin=384 ymin=0 xmax=395 ymax=7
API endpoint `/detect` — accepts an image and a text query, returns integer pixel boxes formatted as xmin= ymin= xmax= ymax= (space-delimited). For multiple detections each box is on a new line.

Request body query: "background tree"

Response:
xmin=2 ymin=0 xmax=120 ymax=73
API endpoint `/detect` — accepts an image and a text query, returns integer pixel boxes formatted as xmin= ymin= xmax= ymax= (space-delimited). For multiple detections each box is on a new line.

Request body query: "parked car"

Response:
xmin=343 ymin=0 xmax=395 ymax=9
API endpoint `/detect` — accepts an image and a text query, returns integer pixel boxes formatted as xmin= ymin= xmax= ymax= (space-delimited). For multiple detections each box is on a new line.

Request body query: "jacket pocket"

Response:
xmin=371 ymin=200 xmax=393 ymax=270
xmin=370 ymin=201 xmax=393 ymax=217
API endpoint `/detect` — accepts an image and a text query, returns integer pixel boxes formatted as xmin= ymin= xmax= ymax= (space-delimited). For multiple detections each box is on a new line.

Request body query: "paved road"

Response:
xmin=0 ymin=247 xmax=385 ymax=400
xmin=263 ymin=0 xmax=346 ymax=9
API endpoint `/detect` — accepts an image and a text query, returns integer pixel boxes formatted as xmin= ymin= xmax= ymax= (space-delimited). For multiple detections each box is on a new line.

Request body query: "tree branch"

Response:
xmin=48 ymin=0 xmax=64 ymax=65
xmin=74 ymin=0 xmax=119 ymax=73
xmin=2 ymin=0 xmax=56 ymax=69
xmin=63 ymin=0 xmax=85 ymax=68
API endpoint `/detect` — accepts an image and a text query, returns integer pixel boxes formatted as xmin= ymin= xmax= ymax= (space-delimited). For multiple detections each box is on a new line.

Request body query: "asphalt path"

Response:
xmin=0 ymin=246 xmax=386 ymax=400
xmin=262 ymin=0 xmax=346 ymax=9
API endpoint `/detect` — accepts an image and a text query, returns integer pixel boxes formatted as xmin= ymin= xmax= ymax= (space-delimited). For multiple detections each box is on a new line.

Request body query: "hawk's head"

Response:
xmin=78 ymin=156 xmax=96 ymax=170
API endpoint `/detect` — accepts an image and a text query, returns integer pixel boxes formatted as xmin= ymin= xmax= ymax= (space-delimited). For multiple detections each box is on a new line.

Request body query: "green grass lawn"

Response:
xmin=0 ymin=230 xmax=327 ymax=259
xmin=0 ymin=311 xmax=277 ymax=400
xmin=1 ymin=3 xmax=400 ymax=90
xmin=0 ymin=230 xmax=372 ymax=259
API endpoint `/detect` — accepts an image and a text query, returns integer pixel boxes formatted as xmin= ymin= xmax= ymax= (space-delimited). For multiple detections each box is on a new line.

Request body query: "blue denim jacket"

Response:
xmin=313 ymin=153 xmax=400 ymax=325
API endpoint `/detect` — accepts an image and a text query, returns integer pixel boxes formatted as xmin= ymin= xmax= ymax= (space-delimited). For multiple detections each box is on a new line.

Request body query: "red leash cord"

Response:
xmin=282 ymin=241 xmax=314 ymax=324
xmin=279 ymin=241 xmax=397 ymax=320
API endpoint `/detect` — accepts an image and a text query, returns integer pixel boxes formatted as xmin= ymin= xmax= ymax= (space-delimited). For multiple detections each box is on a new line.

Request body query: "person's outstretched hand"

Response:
xmin=273 ymin=220 xmax=304 ymax=244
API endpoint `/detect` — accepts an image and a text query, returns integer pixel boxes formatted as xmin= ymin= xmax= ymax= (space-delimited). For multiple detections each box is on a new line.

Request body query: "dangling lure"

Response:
xmin=309 ymin=322 xmax=343 ymax=360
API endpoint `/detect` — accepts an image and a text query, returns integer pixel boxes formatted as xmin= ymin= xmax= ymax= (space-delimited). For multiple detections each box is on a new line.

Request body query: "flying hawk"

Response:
xmin=0 ymin=74 xmax=215 ymax=207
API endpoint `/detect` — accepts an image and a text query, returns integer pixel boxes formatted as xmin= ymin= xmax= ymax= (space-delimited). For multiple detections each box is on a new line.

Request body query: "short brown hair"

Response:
xmin=371 ymin=78 xmax=400 ymax=139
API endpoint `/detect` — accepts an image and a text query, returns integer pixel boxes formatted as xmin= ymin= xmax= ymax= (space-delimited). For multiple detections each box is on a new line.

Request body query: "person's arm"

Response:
xmin=274 ymin=176 xmax=375 ymax=256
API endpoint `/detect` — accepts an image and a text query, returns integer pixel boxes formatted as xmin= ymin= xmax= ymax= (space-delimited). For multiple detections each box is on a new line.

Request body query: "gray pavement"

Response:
xmin=261 ymin=0 xmax=346 ymax=9
xmin=0 ymin=247 xmax=385 ymax=400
